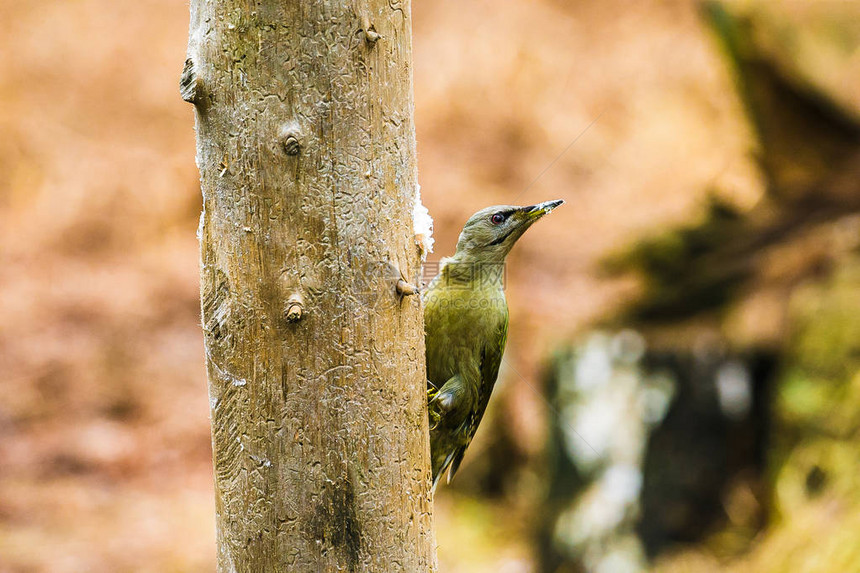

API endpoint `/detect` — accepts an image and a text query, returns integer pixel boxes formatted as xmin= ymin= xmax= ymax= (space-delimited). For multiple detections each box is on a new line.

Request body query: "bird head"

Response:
xmin=453 ymin=199 xmax=564 ymax=262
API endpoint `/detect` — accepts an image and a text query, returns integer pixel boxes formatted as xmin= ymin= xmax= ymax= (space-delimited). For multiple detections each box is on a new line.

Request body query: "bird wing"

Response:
xmin=446 ymin=308 xmax=509 ymax=483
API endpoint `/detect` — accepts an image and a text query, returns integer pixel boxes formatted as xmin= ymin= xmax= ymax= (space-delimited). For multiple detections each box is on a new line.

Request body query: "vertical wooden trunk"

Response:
xmin=183 ymin=1 xmax=435 ymax=570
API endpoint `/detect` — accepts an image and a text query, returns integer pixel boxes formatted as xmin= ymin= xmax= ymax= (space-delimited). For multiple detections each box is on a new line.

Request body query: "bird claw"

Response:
xmin=428 ymin=407 xmax=441 ymax=430
xmin=427 ymin=384 xmax=441 ymax=429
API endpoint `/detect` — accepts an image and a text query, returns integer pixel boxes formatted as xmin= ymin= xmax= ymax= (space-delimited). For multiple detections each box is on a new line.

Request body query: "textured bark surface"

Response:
xmin=184 ymin=1 xmax=435 ymax=571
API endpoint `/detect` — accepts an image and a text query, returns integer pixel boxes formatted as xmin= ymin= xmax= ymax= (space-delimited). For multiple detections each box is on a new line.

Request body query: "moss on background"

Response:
xmin=654 ymin=258 xmax=860 ymax=572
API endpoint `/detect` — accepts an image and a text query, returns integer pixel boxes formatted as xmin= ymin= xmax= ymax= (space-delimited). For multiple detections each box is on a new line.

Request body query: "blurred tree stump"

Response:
xmin=183 ymin=1 xmax=435 ymax=571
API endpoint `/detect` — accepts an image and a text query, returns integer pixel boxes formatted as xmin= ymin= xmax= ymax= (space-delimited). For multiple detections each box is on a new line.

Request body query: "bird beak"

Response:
xmin=522 ymin=199 xmax=565 ymax=220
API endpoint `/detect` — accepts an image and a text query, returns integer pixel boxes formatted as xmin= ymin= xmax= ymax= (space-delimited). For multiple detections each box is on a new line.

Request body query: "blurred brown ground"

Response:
xmin=0 ymin=0 xmax=822 ymax=571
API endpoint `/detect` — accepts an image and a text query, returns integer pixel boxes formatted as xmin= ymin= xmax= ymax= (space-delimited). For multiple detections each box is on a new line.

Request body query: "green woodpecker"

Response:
xmin=424 ymin=199 xmax=564 ymax=490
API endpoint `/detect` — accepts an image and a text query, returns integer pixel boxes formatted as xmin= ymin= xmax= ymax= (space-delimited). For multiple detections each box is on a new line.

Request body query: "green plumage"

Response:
xmin=424 ymin=200 xmax=563 ymax=489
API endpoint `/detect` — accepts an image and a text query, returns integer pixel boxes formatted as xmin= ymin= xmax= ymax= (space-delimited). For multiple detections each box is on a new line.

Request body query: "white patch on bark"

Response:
xmin=412 ymin=184 xmax=434 ymax=260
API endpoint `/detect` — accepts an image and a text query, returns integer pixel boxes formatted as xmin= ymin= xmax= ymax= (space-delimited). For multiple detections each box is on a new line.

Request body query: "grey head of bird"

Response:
xmin=452 ymin=199 xmax=565 ymax=263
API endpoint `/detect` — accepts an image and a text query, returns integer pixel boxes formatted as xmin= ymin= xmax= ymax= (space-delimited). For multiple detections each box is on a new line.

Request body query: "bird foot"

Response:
xmin=428 ymin=407 xmax=441 ymax=430
xmin=427 ymin=385 xmax=441 ymax=430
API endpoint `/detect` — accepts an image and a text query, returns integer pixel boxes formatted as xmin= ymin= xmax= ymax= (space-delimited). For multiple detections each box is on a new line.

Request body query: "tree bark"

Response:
xmin=183 ymin=2 xmax=435 ymax=571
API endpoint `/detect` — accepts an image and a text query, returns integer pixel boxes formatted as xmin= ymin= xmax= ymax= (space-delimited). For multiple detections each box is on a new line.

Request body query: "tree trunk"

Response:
xmin=182 ymin=1 xmax=435 ymax=571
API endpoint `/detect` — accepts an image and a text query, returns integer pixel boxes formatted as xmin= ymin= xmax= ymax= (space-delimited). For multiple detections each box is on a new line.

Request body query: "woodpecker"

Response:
xmin=424 ymin=199 xmax=564 ymax=490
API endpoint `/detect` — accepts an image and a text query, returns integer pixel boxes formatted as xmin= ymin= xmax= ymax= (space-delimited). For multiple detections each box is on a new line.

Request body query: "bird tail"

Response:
xmin=430 ymin=433 xmax=466 ymax=491
xmin=430 ymin=427 xmax=455 ymax=491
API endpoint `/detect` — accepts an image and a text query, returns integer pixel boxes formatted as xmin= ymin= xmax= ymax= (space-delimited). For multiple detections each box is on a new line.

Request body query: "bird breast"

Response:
xmin=423 ymin=283 xmax=507 ymax=386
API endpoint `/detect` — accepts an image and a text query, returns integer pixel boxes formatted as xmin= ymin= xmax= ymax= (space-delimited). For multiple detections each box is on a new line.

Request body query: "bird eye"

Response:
xmin=490 ymin=213 xmax=505 ymax=225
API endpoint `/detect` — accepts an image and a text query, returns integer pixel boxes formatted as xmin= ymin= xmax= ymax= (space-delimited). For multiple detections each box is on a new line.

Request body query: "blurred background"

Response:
xmin=1 ymin=0 xmax=859 ymax=571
